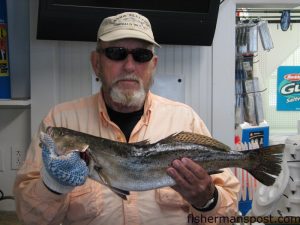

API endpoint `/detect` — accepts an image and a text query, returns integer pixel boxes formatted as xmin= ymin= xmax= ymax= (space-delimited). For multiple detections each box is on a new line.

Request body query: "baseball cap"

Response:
xmin=97 ymin=12 xmax=160 ymax=47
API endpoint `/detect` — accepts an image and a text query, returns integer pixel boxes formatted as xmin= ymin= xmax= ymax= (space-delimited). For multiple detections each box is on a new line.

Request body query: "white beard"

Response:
xmin=109 ymin=74 xmax=147 ymax=108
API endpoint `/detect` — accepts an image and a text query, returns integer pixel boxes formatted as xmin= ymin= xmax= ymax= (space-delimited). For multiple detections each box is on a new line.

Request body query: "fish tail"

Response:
xmin=243 ymin=144 xmax=284 ymax=186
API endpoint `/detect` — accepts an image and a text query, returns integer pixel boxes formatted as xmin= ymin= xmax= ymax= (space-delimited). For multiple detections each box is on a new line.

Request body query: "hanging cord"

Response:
xmin=0 ymin=189 xmax=15 ymax=201
xmin=220 ymin=0 xmax=225 ymax=4
xmin=236 ymin=88 xmax=267 ymax=96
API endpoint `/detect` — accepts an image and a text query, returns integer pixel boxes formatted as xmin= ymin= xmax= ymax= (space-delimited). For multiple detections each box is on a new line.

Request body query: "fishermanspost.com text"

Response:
xmin=187 ymin=213 xmax=300 ymax=224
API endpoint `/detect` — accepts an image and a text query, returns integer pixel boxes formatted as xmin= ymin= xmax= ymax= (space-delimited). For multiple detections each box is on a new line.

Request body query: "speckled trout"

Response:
xmin=42 ymin=126 xmax=284 ymax=199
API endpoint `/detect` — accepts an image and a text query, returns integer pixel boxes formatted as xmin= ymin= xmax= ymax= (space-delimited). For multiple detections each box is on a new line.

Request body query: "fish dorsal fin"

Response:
xmin=159 ymin=132 xmax=231 ymax=151
xmin=156 ymin=133 xmax=179 ymax=144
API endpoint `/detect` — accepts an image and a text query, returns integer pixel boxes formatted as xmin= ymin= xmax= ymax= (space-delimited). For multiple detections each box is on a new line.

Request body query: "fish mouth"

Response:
xmin=80 ymin=151 xmax=90 ymax=166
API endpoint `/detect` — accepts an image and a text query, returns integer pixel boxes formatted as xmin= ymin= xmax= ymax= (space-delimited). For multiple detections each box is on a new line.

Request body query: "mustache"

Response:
xmin=112 ymin=74 xmax=141 ymax=84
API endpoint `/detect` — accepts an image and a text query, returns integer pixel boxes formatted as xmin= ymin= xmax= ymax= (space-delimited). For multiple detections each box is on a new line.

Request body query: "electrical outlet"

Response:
xmin=0 ymin=149 xmax=4 ymax=172
xmin=11 ymin=146 xmax=26 ymax=170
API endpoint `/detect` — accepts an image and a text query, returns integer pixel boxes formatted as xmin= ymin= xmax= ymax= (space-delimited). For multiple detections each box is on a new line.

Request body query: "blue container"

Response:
xmin=0 ymin=75 xmax=10 ymax=98
xmin=0 ymin=0 xmax=10 ymax=99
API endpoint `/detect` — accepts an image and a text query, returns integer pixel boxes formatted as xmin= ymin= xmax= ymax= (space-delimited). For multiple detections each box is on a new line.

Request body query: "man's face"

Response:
xmin=92 ymin=38 xmax=158 ymax=109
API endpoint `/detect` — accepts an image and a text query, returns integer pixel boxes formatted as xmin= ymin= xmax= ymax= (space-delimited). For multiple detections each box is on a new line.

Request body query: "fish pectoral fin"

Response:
xmin=93 ymin=165 xmax=130 ymax=200
xmin=94 ymin=165 xmax=108 ymax=184
xmin=94 ymin=165 xmax=111 ymax=187
xmin=110 ymin=187 xmax=130 ymax=200
xmin=208 ymin=170 xmax=224 ymax=175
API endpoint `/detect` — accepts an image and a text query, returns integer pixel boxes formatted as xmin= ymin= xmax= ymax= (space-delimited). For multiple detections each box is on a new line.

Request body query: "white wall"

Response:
xmin=212 ymin=0 xmax=236 ymax=143
xmin=154 ymin=45 xmax=213 ymax=131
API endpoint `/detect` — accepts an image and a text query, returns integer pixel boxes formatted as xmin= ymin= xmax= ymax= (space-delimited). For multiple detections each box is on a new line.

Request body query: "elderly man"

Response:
xmin=14 ymin=12 xmax=240 ymax=225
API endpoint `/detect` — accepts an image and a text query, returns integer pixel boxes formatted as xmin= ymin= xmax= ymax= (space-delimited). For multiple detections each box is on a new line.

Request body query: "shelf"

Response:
xmin=0 ymin=99 xmax=31 ymax=108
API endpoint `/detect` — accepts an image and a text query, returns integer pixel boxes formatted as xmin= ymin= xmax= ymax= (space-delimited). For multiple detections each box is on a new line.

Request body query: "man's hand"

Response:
xmin=40 ymin=132 xmax=89 ymax=194
xmin=166 ymin=157 xmax=216 ymax=209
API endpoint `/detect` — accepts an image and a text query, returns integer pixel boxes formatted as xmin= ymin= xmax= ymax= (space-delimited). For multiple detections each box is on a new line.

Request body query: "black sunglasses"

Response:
xmin=100 ymin=47 xmax=154 ymax=63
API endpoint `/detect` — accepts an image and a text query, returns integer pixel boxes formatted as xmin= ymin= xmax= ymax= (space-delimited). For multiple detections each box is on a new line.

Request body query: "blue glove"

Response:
xmin=40 ymin=132 xmax=89 ymax=194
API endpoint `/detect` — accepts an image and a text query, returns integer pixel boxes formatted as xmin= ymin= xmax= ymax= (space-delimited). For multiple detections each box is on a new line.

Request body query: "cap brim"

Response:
xmin=99 ymin=29 xmax=161 ymax=47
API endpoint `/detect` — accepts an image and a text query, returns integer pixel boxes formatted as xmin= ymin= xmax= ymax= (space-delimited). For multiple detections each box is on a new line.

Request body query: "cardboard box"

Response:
xmin=237 ymin=122 xmax=269 ymax=147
